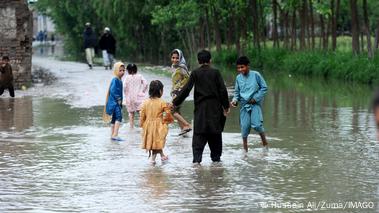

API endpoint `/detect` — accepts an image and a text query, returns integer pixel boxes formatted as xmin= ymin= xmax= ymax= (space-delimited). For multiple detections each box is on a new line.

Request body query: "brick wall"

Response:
xmin=0 ymin=0 xmax=32 ymax=89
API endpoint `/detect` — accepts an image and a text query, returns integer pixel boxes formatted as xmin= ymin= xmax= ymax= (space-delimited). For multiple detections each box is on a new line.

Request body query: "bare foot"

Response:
xmin=161 ymin=155 xmax=169 ymax=162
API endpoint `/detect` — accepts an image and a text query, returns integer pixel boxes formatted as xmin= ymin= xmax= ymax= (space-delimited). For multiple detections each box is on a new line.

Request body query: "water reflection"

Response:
xmin=0 ymin=97 xmax=33 ymax=131
xmin=32 ymin=42 xmax=63 ymax=57
xmin=0 ymin=63 xmax=378 ymax=211
xmin=141 ymin=167 xmax=169 ymax=198
xmin=190 ymin=164 xmax=231 ymax=212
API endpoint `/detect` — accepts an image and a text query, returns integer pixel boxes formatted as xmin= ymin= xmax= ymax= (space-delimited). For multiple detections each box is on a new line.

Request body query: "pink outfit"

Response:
xmin=123 ymin=74 xmax=148 ymax=113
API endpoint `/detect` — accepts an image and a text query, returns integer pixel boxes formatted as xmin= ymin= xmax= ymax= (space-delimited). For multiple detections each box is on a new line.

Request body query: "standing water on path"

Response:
xmin=0 ymin=57 xmax=378 ymax=212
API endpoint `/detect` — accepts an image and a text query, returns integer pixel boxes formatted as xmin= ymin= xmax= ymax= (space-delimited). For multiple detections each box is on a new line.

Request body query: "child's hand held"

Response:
xmin=223 ymin=108 xmax=230 ymax=116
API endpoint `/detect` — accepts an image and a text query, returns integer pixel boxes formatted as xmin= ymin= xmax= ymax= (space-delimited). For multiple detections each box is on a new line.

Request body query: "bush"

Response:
xmin=212 ymin=49 xmax=238 ymax=66
xmin=212 ymin=46 xmax=379 ymax=84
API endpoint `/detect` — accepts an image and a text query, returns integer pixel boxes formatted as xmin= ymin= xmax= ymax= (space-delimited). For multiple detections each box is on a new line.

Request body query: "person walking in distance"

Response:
xmin=83 ymin=22 xmax=97 ymax=69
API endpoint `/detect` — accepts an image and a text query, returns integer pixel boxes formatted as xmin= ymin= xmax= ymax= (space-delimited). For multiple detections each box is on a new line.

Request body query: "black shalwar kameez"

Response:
xmin=173 ymin=64 xmax=229 ymax=163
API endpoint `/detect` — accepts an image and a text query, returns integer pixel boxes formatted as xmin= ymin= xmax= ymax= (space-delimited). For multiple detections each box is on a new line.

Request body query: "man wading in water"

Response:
xmin=173 ymin=50 xmax=230 ymax=165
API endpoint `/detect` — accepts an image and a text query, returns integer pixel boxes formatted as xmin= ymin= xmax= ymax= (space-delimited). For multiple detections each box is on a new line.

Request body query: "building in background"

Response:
xmin=0 ymin=0 xmax=33 ymax=88
xmin=28 ymin=0 xmax=55 ymax=41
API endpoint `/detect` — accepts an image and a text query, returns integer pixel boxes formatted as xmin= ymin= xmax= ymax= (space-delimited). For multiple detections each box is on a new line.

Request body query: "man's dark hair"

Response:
xmin=197 ymin=50 xmax=211 ymax=64
xmin=149 ymin=80 xmax=164 ymax=98
xmin=2 ymin=56 xmax=9 ymax=61
xmin=236 ymin=56 xmax=250 ymax=65
xmin=127 ymin=63 xmax=137 ymax=74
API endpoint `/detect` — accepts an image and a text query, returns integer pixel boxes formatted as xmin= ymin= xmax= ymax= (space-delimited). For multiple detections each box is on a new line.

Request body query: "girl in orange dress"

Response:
xmin=140 ymin=80 xmax=174 ymax=164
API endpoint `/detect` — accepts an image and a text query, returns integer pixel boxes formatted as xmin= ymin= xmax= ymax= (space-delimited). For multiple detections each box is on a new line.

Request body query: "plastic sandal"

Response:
xmin=178 ymin=128 xmax=192 ymax=136
xmin=111 ymin=137 xmax=124 ymax=141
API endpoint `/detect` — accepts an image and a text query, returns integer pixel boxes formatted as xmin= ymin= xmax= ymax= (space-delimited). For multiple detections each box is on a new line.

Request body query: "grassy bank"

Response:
xmin=213 ymin=42 xmax=379 ymax=85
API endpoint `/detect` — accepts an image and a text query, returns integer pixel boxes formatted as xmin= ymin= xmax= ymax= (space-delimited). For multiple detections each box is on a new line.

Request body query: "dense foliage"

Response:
xmin=35 ymin=0 xmax=379 ymax=83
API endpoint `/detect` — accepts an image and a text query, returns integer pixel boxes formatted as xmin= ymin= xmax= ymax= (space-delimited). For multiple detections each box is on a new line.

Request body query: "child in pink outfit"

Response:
xmin=123 ymin=64 xmax=148 ymax=128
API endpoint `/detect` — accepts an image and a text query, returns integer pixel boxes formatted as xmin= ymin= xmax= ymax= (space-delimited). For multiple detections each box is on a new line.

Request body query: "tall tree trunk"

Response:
xmin=161 ymin=30 xmax=167 ymax=65
xmin=361 ymin=32 xmax=365 ymax=52
xmin=322 ymin=15 xmax=331 ymax=50
xmin=331 ymin=0 xmax=340 ymax=50
xmin=236 ymin=20 xmax=241 ymax=55
xmin=326 ymin=15 xmax=332 ymax=50
xmin=272 ymin=0 xmax=279 ymax=48
xmin=300 ymin=1 xmax=306 ymax=50
xmin=375 ymin=19 xmax=379 ymax=49
xmin=279 ymin=8 xmax=285 ymax=46
xmin=350 ymin=0 xmax=360 ymax=54
xmin=251 ymin=0 xmax=260 ymax=49
xmin=336 ymin=0 xmax=340 ymax=43
xmin=191 ymin=28 xmax=197 ymax=54
xmin=178 ymin=30 xmax=190 ymax=58
xmin=227 ymin=15 xmax=233 ymax=49
xmin=234 ymin=15 xmax=241 ymax=54
xmin=259 ymin=0 xmax=266 ymax=48
xmin=212 ymin=6 xmax=222 ymax=52
xmin=284 ymin=11 xmax=290 ymax=49
xmin=188 ymin=28 xmax=196 ymax=59
xmin=320 ymin=14 xmax=325 ymax=49
xmin=331 ymin=0 xmax=336 ymax=50
xmin=309 ymin=0 xmax=315 ymax=49
xmin=205 ymin=8 xmax=211 ymax=49
xmin=363 ymin=0 xmax=373 ymax=58
xmin=200 ymin=17 xmax=206 ymax=49
xmin=186 ymin=29 xmax=195 ymax=60
xmin=304 ymin=0 xmax=311 ymax=48
xmin=291 ymin=10 xmax=297 ymax=50
xmin=241 ymin=14 xmax=248 ymax=54
xmin=278 ymin=8 xmax=283 ymax=45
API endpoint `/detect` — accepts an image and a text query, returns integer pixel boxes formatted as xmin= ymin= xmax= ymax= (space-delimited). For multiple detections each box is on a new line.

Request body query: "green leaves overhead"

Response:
xmin=151 ymin=0 xmax=200 ymax=28
xmin=34 ymin=0 xmax=379 ymax=63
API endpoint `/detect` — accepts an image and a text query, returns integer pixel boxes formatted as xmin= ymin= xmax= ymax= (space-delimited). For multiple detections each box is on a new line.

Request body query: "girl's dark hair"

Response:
xmin=149 ymin=80 xmax=164 ymax=98
xmin=170 ymin=49 xmax=179 ymax=57
xmin=127 ymin=63 xmax=137 ymax=74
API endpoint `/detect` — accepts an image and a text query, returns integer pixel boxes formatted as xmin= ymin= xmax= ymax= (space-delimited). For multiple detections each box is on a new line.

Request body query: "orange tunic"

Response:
xmin=140 ymin=98 xmax=174 ymax=150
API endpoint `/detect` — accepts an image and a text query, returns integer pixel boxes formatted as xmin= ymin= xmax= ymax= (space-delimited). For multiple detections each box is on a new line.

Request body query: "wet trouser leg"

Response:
xmin=240 ymin=106 xmax=264 ymax=138
xmin=193 ymin=133 xmax=222 ymax=163
xmin=85 ymin=48 xmax=94 ymax=66
xmin=102 ymin=50 xmax=109 ymax=66
xmin=192 ymin=133 xmax=207 ymax=163
xmin=8 ymin=85 xmax=14 ymax=97
xmin=240 ymin=108 xmax=251 ymax=138
xmin=108 ymin=54 xmax=114 ymax=68
xmin=207 ymin=133 xmax=222 ymax=162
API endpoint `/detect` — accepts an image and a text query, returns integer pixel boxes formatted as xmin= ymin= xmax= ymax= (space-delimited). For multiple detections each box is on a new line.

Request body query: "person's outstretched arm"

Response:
xmin=172 ymin=73 xmax=194 ymax=106
xmin=163 ymin=103 xmax=174 ymax=124
xmin=231 ymin=77 xmax=240 ymax=105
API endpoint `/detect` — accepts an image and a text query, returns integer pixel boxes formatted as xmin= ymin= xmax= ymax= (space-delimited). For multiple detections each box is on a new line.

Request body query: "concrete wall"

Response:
xmin=0 ymin=0 xmax=33 ymax=88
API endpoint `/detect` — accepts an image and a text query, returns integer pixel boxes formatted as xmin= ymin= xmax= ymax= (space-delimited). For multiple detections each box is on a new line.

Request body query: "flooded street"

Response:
xmin=0 ymin=56 xmax=378 ymax=212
